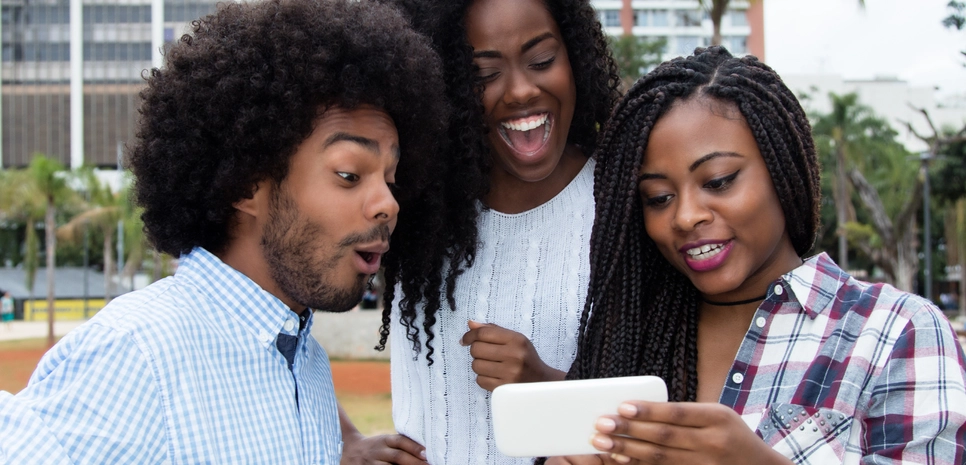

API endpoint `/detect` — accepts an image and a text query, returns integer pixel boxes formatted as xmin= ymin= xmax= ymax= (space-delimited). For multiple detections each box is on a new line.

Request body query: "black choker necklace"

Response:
xmin=701 ymin=294 xmax=767 ymax=306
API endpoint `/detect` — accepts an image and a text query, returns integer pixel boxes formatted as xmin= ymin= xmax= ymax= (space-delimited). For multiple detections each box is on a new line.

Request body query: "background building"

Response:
xmin=1 ymin=0 xmax=217 ymax=169
xmin=590 ymin=0 xmax=765 ymax=60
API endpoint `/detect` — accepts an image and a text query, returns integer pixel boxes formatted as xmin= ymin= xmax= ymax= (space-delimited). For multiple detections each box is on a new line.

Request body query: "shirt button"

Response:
xmin=755 ymin=316 xmax=767 ymax=328
xmin=283 ymin=319 xmax=296 ymax=332
xmin=258 ymin=331 xmax=272 ymax=343
xmin=731 ymin=372 xmax=744 ymax=384
xmin=773 ymin=285 xmax=784 ymax=295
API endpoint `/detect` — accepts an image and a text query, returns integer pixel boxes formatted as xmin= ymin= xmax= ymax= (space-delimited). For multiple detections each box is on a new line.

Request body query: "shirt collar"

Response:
xmin=779 ymin=252 xmax=850 ymax=320
xmin=175 ymin=247 xmax=314 ymax=348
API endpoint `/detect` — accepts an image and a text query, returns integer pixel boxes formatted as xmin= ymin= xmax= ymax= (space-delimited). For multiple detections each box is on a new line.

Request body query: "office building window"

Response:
xmin=599 ymin=10 xmax=620 ymax=28
xmin=676 ymin=36 xmax=699 ymax=55
xmin=729 ymin=36 xmax=747 ymax=54
xmin=675 ymin=10 xmax=704 ymax=27
xmin=730 ymin=10 xmax=748 ymax=27
xmin=84 ymin=6 xmax=152 ymax=24
xmin=635 ymin=9 xmax=669 ymax=27
xmin=165 ymin=3 xmax=218 ymax=23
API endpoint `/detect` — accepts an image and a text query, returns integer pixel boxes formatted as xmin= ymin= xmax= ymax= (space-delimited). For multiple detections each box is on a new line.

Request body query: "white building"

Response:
xmin=781 ymin=74 xmax=966 ymax=154
xmin=590 ymin=0 xmax=765 ymax=60
xmin=1 ymin=1 xmax=218 ymax=169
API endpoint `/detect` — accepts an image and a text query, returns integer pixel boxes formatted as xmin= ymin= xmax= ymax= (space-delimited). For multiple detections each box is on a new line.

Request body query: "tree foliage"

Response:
xmin=811 ymin=93 xmax=920 ymax=291
xmin=608 ymin=35 xmax=666 ymax=90
xmin=944 ymin=1 xmax=966 ymax=65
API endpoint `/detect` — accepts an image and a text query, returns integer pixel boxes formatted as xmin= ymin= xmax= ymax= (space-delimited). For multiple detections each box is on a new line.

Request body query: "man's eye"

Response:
xmin=337 ymin=172 xmax=359 ymax=182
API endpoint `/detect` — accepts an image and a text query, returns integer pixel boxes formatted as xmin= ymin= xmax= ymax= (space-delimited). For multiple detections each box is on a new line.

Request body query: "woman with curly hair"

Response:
xmin=549 ymin=46 xmax=966 ymax=464
xmin=375 ymin=0 xmax=619 ymax=463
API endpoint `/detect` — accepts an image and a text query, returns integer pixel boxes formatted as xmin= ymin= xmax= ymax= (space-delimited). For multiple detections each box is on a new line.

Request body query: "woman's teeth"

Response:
xmin=686 ymin=243 xmax=724 ymax=260
xmin=501 ymin=113 xmax=548 ymax=131
xmin=497 ymin=113 xmax=550 ymax=153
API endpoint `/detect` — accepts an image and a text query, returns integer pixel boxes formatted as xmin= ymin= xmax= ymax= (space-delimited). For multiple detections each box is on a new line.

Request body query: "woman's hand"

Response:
xmin=588 ymin=401 xmax=794 ymax=465
xmin=545 ymin=454 xmax=615 ymax=464
xmin=460 ymin=320 xmax=565 ymax=391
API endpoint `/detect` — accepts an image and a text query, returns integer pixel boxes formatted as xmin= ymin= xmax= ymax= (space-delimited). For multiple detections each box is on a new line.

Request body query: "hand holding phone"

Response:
xmin=490 ymin=376 xmax=668 ymax=457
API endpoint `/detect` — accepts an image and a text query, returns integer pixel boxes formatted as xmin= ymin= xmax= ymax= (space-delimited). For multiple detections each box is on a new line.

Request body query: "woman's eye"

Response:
xmin=644 ymin=193 xmax=672 ymax=208
xmin=531 ymin=56 xmax=555 ymax=70
xmin=477 ymin=71 xmax=499 ymax=83
xmin=337 ymin=172 xmax=359 ymax=182
xmin=705 ymin=171 xmax=739 ymax=191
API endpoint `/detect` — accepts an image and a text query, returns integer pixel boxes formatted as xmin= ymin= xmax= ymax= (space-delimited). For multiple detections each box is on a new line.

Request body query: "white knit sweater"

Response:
xmin=390 ymin=158 xmax=595 ymax=465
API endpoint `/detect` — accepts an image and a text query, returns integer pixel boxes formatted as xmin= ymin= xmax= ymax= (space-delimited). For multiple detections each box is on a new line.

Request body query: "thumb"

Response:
xmin=467 ymin=319 xmax=487 ymax=330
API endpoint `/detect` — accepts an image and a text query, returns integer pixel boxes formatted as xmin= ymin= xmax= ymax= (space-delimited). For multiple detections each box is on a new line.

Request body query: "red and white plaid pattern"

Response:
xmin=721 ymin=253 xmax=966 ymax=464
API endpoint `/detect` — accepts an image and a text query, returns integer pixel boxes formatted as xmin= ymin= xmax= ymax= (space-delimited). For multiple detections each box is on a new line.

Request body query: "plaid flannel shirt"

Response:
xmin=0 ymin=248 xmax=342 ymax=464
xmin=722 ymin=253 xmax=966 ymax=464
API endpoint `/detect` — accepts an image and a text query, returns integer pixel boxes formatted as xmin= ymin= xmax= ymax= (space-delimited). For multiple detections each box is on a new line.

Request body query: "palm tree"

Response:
xmin=59 ymin=169 xmax=155 ymax=305
xmin=27 ymin=155 xmax=71 ymax=346
xmin=58 ymin=168 xmax=122 ymax=304
xmin=813 ymin=93 xmax=922 ymax=291
xmin=0 ymin=168 xmax=45 ymax=294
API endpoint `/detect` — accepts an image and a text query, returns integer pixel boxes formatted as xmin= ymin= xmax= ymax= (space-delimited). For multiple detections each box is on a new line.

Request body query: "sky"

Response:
xmin=764 ymin=0 xmax=966 ymax=100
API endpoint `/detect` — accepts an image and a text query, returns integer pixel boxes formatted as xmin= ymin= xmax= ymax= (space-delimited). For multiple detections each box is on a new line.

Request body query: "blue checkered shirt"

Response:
xmin=0 ymin=247 xmax=342 ymax=464
xmin=726 ymin=253 xmax=966 ymax=464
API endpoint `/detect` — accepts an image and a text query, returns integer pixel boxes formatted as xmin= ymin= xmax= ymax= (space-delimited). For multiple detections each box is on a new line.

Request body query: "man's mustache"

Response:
xmin=338 ymin=225 xmax=391 ymax=247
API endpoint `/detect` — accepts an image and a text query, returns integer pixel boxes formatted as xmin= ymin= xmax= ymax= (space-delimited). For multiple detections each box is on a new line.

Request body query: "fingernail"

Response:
xmin=611 ymin=453 xmax=631 ymax=464
xmin=591 ymin=433 xmax=614 ymax=451
xmin=420 ymin=449 xmax=427 ymax=459
xmin=596 ymin=417 xmax=616 ymax=432
xmin=618 ymin=403 xmax=638 ymax=416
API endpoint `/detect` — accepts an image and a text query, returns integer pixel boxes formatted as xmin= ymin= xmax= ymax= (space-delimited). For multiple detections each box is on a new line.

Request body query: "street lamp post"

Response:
xmin=920 ymin=151 xmax=934 ymax=303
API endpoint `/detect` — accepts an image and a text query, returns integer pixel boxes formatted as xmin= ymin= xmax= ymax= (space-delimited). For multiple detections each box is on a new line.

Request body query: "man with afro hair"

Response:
xmin=0 ymin=0 xmax=447 ymax=463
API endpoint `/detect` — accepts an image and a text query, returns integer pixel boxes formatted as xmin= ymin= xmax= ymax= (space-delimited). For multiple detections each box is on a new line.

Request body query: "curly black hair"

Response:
xmin=128 ymin=0 xmax=449 ymax=259
xmin=375 ymin=0 xmax=622 ymax=362
xmin=568 ymin=46 xmax=821 ymax=401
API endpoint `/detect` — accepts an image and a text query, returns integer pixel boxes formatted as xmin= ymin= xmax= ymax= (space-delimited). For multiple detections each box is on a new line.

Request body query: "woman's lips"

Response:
xmin=681 ymin=240 xmax=733 ymax=272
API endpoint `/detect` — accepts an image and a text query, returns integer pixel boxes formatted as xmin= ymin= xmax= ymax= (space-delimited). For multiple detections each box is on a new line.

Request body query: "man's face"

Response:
xmin=261 ymin=106 xmax=399 ymax=313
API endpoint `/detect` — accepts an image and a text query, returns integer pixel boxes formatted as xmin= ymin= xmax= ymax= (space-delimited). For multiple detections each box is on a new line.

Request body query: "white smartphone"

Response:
xmin=490 ymin=375 xmax=668 ymax=457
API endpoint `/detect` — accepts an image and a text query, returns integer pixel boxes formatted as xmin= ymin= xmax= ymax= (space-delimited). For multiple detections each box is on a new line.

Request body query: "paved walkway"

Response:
xmin=0 ymin=320 xmax=86 ymax=342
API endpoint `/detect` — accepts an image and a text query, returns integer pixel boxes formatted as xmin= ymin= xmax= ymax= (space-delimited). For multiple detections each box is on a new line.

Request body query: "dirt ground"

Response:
xmin=0 ymin=340 xmax=390 ymax=395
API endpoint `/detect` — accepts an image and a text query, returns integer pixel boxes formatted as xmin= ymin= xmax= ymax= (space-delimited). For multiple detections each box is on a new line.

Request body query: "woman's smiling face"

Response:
xmin=465 ymin=0 xmax=577 ymax=186
xmin=638 ymin=97 xmax=802 ymax=302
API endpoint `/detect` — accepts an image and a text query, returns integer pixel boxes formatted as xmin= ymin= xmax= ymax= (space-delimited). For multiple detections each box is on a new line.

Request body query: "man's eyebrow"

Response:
xmin=472 ymin=32 xmax=555 ymax=59
xmin=323 ymin=132 xmax=380 ymax=154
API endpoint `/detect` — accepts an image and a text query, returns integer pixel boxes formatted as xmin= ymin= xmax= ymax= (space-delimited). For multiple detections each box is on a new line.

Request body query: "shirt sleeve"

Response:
xmin=861 ymin=305 xmax=966 ymax=464
xmin=0 ymin=322 xmax=169 ymax=464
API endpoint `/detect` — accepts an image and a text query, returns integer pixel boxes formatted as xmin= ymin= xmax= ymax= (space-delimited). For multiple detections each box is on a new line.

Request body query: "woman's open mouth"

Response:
xmin=498 ymin=112 xmax=552 ymax=156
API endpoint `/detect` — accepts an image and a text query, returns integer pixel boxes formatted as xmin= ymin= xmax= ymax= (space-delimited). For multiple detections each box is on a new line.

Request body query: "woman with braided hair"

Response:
xmin=550 ymin=46 xmax=966 ymax=464
xmin=373 ymin=0 xmax=619 ymax=463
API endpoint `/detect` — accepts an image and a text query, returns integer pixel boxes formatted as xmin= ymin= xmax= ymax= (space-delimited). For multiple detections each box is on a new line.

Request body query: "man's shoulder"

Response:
xmin=93 ymin=275 xmax=203 ymax=336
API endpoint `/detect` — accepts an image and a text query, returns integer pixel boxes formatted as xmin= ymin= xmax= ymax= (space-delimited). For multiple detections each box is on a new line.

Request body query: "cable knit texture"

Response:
xmin=390 ymin=158 xmax=595 ymax=465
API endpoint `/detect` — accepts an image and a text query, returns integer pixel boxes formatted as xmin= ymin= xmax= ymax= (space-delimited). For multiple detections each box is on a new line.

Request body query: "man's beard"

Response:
xmin=262 ymin=188 xmax=372 ymax=313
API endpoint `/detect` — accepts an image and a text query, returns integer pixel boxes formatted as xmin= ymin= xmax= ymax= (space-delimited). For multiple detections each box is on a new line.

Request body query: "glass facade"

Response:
xmin=1 ymin=0 xmax=218 ymax=168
